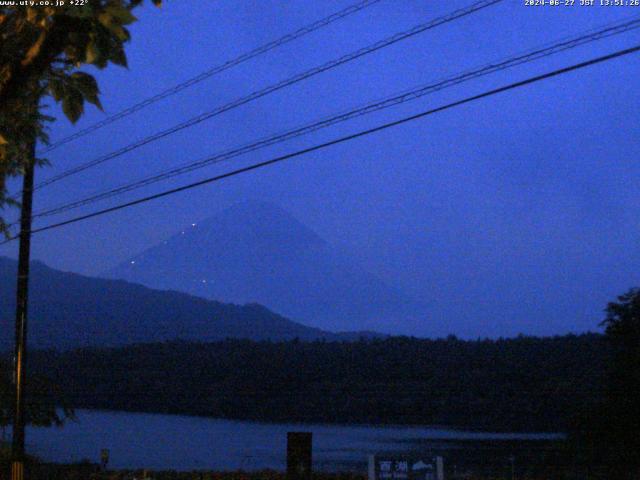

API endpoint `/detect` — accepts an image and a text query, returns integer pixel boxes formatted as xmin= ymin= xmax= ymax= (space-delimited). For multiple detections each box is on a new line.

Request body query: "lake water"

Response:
xmin=22 ymin=410 xmax=562 ymax=472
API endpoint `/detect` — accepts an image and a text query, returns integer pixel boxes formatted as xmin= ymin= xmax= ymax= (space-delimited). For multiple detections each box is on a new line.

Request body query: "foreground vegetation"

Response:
xmin=0 ymin=444 xmax=605 ymax=480
xmin=2 ymin=463 xmax=364 ymax=480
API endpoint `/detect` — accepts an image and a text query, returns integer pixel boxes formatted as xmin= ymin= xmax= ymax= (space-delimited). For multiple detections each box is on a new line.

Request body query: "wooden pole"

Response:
xmin=11 ymin=137 xmax=36 ymax=480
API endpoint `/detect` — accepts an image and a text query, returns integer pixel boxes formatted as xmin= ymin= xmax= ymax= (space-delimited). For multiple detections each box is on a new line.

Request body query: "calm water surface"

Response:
xmin=24 ymin=410 xmax=562 ymax=472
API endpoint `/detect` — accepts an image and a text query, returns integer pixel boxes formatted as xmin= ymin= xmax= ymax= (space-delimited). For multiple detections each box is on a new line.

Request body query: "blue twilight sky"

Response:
xmin=1 ymin=0 xmax=639 ymax=338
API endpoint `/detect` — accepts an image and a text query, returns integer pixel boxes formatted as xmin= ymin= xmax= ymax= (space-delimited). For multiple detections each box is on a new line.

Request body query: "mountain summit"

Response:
xmin=104 ymin=201 xmax=421 ymax=333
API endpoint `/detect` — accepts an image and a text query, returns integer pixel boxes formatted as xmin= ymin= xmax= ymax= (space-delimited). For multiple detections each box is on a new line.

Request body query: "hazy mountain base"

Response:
xmin=27 ymin=334 xmax=606 ymax=432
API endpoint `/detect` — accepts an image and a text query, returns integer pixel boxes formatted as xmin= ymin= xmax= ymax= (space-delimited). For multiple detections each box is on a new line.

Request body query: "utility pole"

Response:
xmin=11 ymin=134 xmax=36 ymax=480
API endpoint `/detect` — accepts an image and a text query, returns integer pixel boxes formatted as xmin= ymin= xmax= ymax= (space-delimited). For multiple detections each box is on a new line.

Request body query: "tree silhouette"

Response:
xmin=600 ymin=288 xmax=640 ymax=476
xmin=573 ymin=288 xmax=640 ymax=478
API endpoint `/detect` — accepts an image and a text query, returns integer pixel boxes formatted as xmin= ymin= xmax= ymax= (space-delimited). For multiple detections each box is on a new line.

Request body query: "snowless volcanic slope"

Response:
xmin=104 ymin=201 xmax=420 ymax=333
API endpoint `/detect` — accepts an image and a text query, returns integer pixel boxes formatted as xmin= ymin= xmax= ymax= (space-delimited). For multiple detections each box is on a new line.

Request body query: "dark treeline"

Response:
xmin=26 ymin=333 xmax=607 ymax=432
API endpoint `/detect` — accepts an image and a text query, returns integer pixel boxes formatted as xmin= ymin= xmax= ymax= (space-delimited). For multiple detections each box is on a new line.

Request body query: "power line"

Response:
xmin=25 ymin=15 xmax=640 ymax=221
xmin=38 ymin=0 xmax=384 ymax=154
xmin=2 ymin=43 xmax=637 ymax=245
xmin=24 ymin=0 xmax=503 ymax=195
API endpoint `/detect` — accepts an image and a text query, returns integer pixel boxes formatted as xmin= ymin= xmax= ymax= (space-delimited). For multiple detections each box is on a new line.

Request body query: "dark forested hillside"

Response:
xmin=27 ymin=334 xmax=607 ymax=432
xmin=0 ymin=257 xmax=379 ymax=350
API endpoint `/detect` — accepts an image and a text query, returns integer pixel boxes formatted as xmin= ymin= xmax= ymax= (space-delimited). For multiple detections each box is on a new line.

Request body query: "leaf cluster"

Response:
xmin=0 ymin=0 xmax=161 ymax=233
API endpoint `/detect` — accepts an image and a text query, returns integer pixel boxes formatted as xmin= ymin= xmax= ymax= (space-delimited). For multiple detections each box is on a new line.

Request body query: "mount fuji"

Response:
xmin=104 ymin=201 xmax=423 ymax=333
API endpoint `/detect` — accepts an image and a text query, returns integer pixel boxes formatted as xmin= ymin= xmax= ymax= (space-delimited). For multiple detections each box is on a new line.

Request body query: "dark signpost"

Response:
xmin=287 ymin=432 xmax=312 ymax=480
xmin=368 ymin=455 xmax=444 ymax=480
